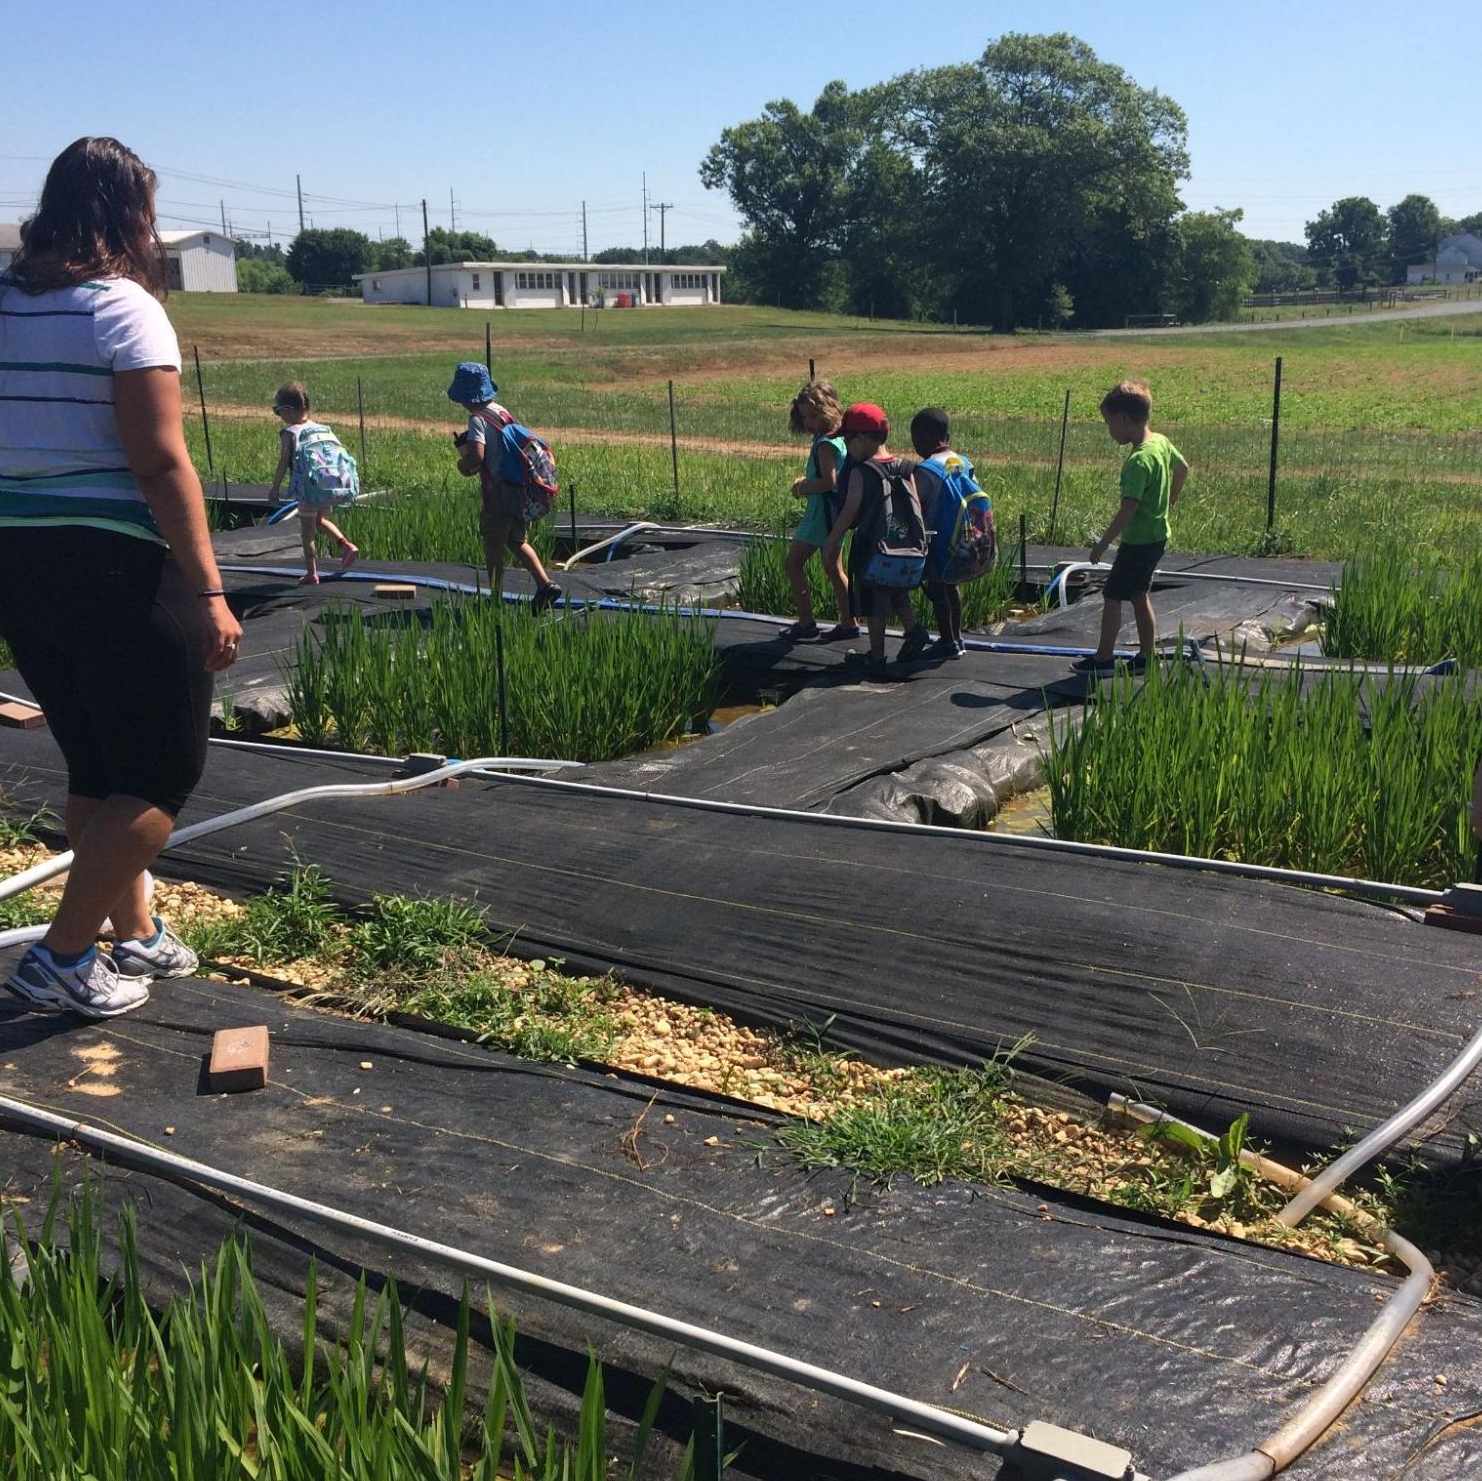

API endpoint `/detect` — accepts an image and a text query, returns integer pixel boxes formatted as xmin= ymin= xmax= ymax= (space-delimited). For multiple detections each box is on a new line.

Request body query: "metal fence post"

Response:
xmin=668 ymin=379 xmax=681 ymax=507
xmin=356 ymin=376 xmax=367 ymax=480
xmin=691 ymin=1394 xmax=724 ymax=1481
xmin=1048 ymin=388 xmax=1071 ymax=544
xmin=193 ymin=345 xmax=214 ymax=472
xmin=1266 ymin=356 xmax=1283 ymax=535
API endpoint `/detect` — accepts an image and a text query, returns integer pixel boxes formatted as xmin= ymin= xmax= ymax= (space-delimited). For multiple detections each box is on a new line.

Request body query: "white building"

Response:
xmin=1407 ymin=231 xmax=1482 ymax=286
xmin=158 ymin=229 xmax=238 ymax=292
xmin=0 ymin=224 xmax=236 ymax=290
xmin=357 ymin=260 xmax=725 ymax=309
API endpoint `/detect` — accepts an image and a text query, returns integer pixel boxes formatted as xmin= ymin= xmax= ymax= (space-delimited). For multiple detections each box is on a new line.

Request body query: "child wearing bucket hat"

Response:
xmin=448 ymin=362 xmax=562 ymax=611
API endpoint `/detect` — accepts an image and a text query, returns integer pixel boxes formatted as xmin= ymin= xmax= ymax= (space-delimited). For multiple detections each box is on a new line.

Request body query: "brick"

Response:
xmin=208 ymin=1025 xmax=270 ymax=1092
xmin=0 ymin=702 xmax=45 ymax=730
xmin=373 ymin=583 xmax=418 ymax=601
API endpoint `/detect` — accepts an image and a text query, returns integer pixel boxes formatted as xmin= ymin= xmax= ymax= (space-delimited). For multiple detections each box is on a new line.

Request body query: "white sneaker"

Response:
xmin=111 ymin=917 xmax=199 ymax=982
xmin=5 ymin=946 xmax=150 ymax=1018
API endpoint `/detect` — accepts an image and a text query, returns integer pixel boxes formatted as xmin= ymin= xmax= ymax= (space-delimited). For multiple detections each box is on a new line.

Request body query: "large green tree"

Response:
xmin=911 ymin=35 xmax=1189 ymax=329
xmin=699 ymin=80 xmax=867 ymax=309
xmin=419 ymin=228 xmax=499 ymax=265
xmin=1248 ymin=240 xmax=1314 ymax=295
xmin=285 ymin=228 xmax=373 ymax=289
xmin=1304 ymin=197 xmax=1385 ymax=292
xmin=1386 ymin=194 xmax=1442 ymax=282
xmin=1171 ymin=209 xmax=1254 ymax=322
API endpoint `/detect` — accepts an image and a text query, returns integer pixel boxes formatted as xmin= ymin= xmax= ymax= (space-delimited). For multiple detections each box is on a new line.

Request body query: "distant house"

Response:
xmin=356 ymin=260 xmax=725 ymax=309
xmin=0 ymin=224 xmax=237 ymax=291
xmin=1407 ymin=231 xmax=1482 ymax=286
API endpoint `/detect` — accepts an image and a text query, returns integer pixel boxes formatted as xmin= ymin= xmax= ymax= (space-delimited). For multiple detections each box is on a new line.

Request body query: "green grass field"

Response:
xmin=176 ymin=295 xmax=1482 ymax=562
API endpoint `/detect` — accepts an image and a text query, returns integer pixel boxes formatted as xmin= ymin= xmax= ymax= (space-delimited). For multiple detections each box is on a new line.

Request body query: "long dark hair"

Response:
xmin=9 ymin=137 xmax=166 ymax=296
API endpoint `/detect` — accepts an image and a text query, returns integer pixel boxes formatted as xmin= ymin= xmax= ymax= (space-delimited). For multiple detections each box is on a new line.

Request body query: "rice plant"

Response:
xmin=0 ymin=1189 xmax=709 ymax=1479
xmin=283 ymin=596 xmax=721 ymax=762
xmin=1043 ymin=655 xmax=1482 ymax=887
xmin=334 ymin=484 xmax=555 ymax=568
xmin=1322 ymin=544 xmax=1482 ymax=666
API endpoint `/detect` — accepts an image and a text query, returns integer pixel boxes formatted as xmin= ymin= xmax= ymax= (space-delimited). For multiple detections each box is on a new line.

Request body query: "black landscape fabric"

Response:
xmin=2 ymin=731 xmax=1479 ymax=1165
xmin=1 ymin=980 xmax=1478 ymax=1480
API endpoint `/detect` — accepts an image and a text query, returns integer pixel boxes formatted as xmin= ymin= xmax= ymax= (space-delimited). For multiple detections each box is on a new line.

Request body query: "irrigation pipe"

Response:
xmin=559 ymin=522 xmax=778 ymax=570
xmin=0 ymin=1094 xmax=1026 ymax=1463
xmin=1275 ymin=1021 xmax=1482 ymax=1227
xmin=1109 ymin=1095 xmax=1433 ymax=1481
xmin=0 ymin=756 xmax=580 ymax=906
xmin=484 ymin=770 xmax=1444 ymax=908
xmin=1046 ymin=561 xmax=1335 ymax=610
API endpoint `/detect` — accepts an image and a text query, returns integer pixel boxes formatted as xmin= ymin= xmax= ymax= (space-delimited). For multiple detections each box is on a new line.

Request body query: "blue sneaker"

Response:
xmin=5 ymin=945 xmax=150 ymax=1018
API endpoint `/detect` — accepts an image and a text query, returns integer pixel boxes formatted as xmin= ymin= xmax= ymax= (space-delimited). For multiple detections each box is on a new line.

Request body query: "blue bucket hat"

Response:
xmin=447 ymin=361 xmax=498 ymax=404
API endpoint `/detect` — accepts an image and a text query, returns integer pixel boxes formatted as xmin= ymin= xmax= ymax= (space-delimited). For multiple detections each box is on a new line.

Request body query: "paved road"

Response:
xmin=1094 ymin=295 xmax=1482 ymax=336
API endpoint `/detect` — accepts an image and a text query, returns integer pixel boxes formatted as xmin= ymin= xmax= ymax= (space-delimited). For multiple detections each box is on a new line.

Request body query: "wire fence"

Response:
xmin=184 ymin=341 xmax=1482 ymax=561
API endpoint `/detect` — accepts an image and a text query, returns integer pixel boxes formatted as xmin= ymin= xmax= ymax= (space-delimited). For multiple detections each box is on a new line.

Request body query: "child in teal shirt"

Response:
xmin=780 ymin=380 xmax=855 ymax=641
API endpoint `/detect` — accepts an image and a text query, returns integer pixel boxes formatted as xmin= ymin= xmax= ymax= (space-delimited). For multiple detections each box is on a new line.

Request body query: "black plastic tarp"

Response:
xmin=1 ymin=732 xmax=1478 ymax=1166
xmin=1 ymin=979 xmax=1478 ymax=1480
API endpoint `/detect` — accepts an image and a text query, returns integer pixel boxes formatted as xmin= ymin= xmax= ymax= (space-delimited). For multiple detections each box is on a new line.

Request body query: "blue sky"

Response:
xmin=3 ymin=0 xmax=1478 ymax=254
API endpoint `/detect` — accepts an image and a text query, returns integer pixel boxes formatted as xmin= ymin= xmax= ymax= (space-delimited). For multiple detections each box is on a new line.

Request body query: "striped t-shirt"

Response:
xmin=0 ymin=274 xmax=182 ymax=543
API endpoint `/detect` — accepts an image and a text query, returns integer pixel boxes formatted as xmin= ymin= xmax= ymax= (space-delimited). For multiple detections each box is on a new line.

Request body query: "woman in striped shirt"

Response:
xmin=0 ymin=137 xmax=241 ymax=1018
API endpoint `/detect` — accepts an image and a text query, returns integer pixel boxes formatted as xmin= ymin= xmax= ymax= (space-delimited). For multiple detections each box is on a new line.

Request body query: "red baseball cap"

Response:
xmin=840 ymin=402 xmax=889 ymax=436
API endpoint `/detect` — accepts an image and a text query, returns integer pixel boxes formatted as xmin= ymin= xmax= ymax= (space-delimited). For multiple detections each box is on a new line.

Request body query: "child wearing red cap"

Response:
xmin=821 ymin=404 xmax=929 ymax=682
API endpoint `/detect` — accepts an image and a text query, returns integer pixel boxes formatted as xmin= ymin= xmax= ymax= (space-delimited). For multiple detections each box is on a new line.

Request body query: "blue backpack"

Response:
xmin=496 ymin=423 xmax=559 ymax=523
xmin=292 ymin=423 xmax=359 ymax=505
xmin=926 ymin=452 xmax=995 ymax=583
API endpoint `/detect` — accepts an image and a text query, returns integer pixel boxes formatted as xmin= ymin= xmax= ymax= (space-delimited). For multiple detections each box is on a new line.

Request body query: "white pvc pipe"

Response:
xmin=487 ymin=771 xmax=1444 ymax=908
xmin=1276 ymin=1022 xmax=1482 ymax=1226
xmin=0 ymin=756 xmax=580 ymax=905
xmin=1049 ymin=560 xmax=1334 ymax=609
xmin=0 ymin=1093 xmax=1019 ymax=1461
xmin=559 ymin=522 xmax=774 ymax=570
xmin=1111 ymin=1097 xmax=1433 ymax=1481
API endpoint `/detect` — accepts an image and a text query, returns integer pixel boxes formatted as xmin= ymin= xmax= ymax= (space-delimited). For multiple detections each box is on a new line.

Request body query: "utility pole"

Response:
xmin=422 ymin=198 xmax=432 ymax=306
xmin=395 ymin=202 xmax=401 ymax=238
xmin=296 ymin=174 xmax=305 ymax=233
xmin=449 ymin=187 xmax=457 ymax=232
xmin=220 ymin=199 xmax=228 ymax=236
xmin=642 ymin=172 xmax=648 ymax=265
xmin=652 ymin=201 xmax=674 ymax=256
xmin=582 ymin=200 xmax=588 ymax=261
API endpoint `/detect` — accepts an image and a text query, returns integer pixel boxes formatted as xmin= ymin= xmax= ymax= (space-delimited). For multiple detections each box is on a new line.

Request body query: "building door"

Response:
xmin=166 ymin=256 xmax=184 ymax=292
xmin=494 ymin=273 xmax=504 ymax=307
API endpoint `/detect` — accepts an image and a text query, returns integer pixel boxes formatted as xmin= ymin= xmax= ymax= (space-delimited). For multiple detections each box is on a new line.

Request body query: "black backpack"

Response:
xmin=854 ymin=458 xmax=928 ymax=588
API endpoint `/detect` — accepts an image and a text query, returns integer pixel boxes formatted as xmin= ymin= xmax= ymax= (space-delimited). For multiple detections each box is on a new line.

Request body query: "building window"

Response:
xmin=471 ymin=273 xmax=481 ymax=290
xmin=596 ymin=272 xmax=639 ymax=290
xmin=670 ymin=273 xmax=707 ymax=290
xmin=372 ymin=278 xmax=381 ymax=291
xmin=516 ymin=271 xmax=557 ymax=290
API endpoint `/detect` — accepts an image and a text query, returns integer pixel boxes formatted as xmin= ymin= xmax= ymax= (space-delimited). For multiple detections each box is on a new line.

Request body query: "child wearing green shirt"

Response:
xmin=1073 ymin=379 xmax=1190 ymax=678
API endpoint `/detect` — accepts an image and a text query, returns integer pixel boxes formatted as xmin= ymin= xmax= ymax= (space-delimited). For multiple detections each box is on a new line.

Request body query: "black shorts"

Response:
xmin=0 ymin=526 xmax=213 ymax=816
xmin=1103 ymin=540 xmax=1165 ymax=601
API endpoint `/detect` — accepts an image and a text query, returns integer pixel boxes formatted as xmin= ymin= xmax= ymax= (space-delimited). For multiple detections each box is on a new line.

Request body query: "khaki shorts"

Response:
xmin=480 ymin=505 xmax=529 ymax=567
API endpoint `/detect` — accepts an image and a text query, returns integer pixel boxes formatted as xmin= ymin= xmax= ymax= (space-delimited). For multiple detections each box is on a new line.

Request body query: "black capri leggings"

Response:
xmin=0 ymin=526 xmax=213 ymax=816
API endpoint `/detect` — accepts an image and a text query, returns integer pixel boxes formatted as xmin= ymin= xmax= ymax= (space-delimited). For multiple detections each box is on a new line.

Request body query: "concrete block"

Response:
xmin=208 ymin=1025 xmax=270 ymax=1092
xmin=373 ymin=583 xmax=418 ymax=601
xmin=0 ymin=702 xmax=45 ymax=730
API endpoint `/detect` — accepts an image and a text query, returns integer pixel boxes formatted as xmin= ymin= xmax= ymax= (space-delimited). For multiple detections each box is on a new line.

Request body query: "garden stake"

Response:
xmin=568 ymin=481 xmax=577 ymax=554
xmin=495 ymin=619 xmax=510 ymax=760
xmin=356 ymin=376 xmax=367 ymax=480
xmin=692 ymin=1394 xmax=724 ymax=1481
xmin=808 ymin=357 xmax=815 ymax=380
xmin=1019 ymin=513 xmax=1028 ymax=592
xmin=1266 ymin=355 xmax=1283 ymax=534
xmin=193 ymin=345 xmax=213 ymax=472
xmin=485 ymin=320 xmax=492 ymax=374
xmin=668 ymin=379 xmax=681 ymax=507
xmin=1048 ymin=388 xmax=1070 ymax=544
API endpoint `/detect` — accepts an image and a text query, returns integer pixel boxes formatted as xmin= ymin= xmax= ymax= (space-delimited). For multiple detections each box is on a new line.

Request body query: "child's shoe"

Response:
xmin=818 ymin=623 xmax=860 ymax=642
xmin=531 ymin=582 xmax=563 ymax=615
xmin=5 ymin=945 xmax=150 ymax=1018
xmin=863 ymin=654 xmax=891 ymax=684
xmin=111 ymin=916 xmax=199 ymax=982
xmin=925 ymin=637 xmax=965 ymax=660
xmin=777 ymin=619 xmax=821 ymax=641
xmin=896 ymin=626 xmax=930 ymax=663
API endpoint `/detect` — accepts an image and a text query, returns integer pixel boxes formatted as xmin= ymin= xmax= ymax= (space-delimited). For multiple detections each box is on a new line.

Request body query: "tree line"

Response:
xmin=698 ymin=32 xmax=1480 ymax=327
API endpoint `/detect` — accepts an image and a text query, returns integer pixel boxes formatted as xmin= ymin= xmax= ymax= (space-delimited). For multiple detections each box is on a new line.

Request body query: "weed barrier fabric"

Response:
xmin=2 ymin=732 xmax=1480 ymax=1167
xmin=1 ymin=980 xmax=1479 ymax=1481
